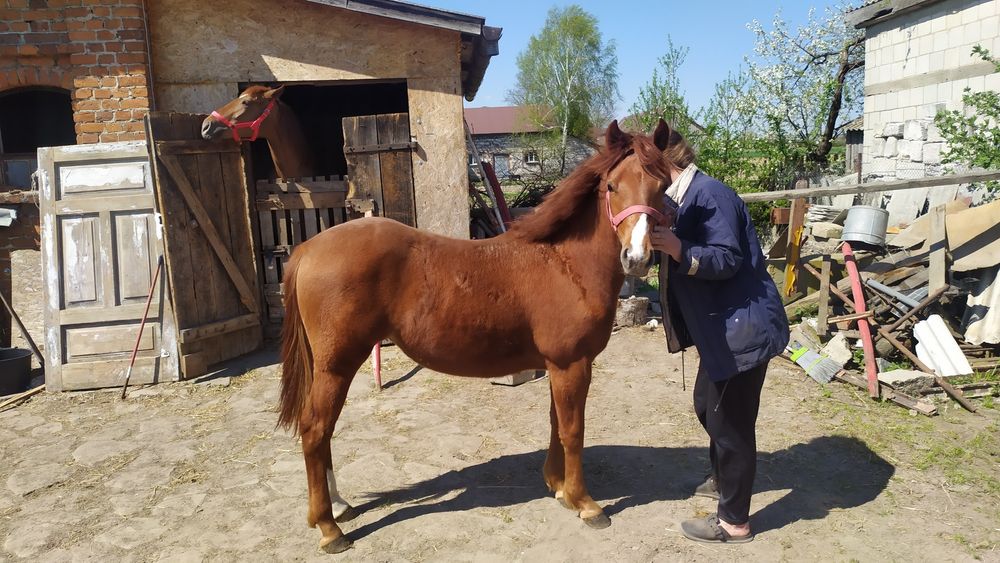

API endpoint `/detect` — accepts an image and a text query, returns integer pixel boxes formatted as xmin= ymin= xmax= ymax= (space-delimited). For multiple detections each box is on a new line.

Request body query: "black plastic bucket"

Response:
xmin=0 ymin=348 xmax=32 ymax=395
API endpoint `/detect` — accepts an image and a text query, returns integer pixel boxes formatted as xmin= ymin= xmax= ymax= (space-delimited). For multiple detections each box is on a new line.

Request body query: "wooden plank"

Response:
xmin=783 ymin=197 xmax=806 ymax=298
xmin=155 ymin=139 xmax=241 ymax=155
xmin=303 ymin=209 xmax=319 ymax=239
xmin=818 ymin=255 xmax=831 ymax=336
xmin=290 ymin=209 xmax=303 ymax=246
xmin=343 ymin=141 xmax=416 ymax=154
xmin=54 ymin=195 xmax=157 ymax=215
xmin=158 ymin=154 xmax=259 ymax=314
xmin=256 ymin=192 xmax=347 ymax=211
xmin=222 ymin=149 xmax=260 ymax=323
xmin=377 ymin=113 xmax=417 ymax=226
xmin=834 ymin=371 xmax=937 ymax=416
xmin=267 ymin=179 xmax=348 ymax=193
xmin=342 ymin=115 xmax=383 ymax=210
xmin=196 ymin=151 xmax=234 ymax=323
xmin=740 ymin=170 xmax=1000 ymax=202
xmin=929 ymin=203 xmax=947 ymax=293
xmin=178 ymin=313 xmax=258 ymax=343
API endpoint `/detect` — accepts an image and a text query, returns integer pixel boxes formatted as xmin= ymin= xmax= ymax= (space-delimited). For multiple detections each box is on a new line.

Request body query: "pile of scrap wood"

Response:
xmin=779 ymin=198 xmax=1000 ymax=416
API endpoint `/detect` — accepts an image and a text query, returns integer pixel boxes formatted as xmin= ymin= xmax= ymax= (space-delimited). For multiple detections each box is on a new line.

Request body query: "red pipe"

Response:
xmin=842 ymin=242 xmax=879 ymax=398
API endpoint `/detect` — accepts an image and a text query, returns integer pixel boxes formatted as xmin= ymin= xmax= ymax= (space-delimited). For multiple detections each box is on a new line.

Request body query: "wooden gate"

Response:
xmin=145 ymin=113 xmax=261 ymax=378
xmin=255 ymin=176 xmax=354 ymax=336
xmin=38 ymin=141 xmax=178 ymax=391
xmin=342 ymin=112 xmax=416 ymax=226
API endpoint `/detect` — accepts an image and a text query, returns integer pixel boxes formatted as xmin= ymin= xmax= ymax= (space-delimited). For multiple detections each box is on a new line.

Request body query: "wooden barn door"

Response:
xmin=38 ymin=141 xmax=179 ymax=391
xmin=342 ymin=112 xmax=416 ymax=226
xmin=145 ymin=113 xmax=261 ymax=379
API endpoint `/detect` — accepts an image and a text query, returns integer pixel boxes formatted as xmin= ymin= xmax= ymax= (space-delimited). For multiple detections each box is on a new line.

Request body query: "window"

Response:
xmin=524 ymin=150 xmax=539 ymax=164
xmin=468 ymin=152 xmax=476 ymax=166
xmin=0 ymin=88 xmax=75 ymax=189
xmin=493 ymin=153 xmax=510 ymax=178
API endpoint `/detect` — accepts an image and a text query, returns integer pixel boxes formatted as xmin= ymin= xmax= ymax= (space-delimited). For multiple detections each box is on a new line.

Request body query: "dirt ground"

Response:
xmin=1 ymin=328 xmax=998 ymax=562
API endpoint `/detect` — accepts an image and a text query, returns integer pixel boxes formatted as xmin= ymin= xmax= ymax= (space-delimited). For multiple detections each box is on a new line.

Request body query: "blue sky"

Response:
xmin=426 ymin=1 xmax=837 ymax=119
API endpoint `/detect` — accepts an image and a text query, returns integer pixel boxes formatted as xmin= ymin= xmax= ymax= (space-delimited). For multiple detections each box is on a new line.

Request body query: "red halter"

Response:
xmin=605 ymin=188 xmax=668 ymax=230
xmin=210 ymin=97 xmax=277 ymax=142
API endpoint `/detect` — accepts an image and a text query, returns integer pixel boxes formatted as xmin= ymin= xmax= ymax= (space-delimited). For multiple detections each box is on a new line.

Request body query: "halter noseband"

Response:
xmin=605 ymin=188 xmax=667 ymax=230
xmin=210 ymin=97 xmax=277 ymax=142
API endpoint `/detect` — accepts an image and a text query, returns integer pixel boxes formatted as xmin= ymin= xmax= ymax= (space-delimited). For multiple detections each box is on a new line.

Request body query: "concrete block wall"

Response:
xmin=860 ymin=0 xmax=1000 ymax=180
xmin=0 ymin=0 xmax=153 ymax=143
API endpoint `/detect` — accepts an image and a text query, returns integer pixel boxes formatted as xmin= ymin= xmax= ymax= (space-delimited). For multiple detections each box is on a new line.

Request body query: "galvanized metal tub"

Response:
xmin=842 ymin=205 xmax=889 ymax=246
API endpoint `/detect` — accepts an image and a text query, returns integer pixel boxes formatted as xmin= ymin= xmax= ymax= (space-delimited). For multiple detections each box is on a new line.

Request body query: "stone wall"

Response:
xmin=149 ymin=0 xmax=470 ymax=238
xmin=861 ymin=0 xmax=1000 ymax=181
xmin=0 ymin=0 xmax=153 ymax=143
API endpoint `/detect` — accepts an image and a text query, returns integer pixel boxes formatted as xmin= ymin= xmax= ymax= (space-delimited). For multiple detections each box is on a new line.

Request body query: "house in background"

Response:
xmin=847 ymin=0 xmax=1000 ymax=225
xmin=465 ymin=106 xmax=595 ymax=186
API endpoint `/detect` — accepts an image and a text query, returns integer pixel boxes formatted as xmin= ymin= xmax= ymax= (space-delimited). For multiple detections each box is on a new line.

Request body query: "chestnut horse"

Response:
xmin=279 ymin=119 xmax=677 ymax=553
xmin=200 ymin=84 xmax=316 ymax=178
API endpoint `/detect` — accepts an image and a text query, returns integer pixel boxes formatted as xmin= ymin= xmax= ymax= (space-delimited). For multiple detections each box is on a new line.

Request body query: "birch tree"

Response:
xmin=508 ymin=5 xmax=619 ymax=173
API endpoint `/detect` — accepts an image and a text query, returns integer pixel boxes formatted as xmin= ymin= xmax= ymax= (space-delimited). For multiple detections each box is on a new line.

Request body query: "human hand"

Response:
xmin=650 ymin=225 xmax=682 ymax=262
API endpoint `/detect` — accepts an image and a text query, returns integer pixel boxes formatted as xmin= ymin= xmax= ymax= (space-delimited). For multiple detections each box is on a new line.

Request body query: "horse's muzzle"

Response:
xmin=201 ymin=116 xmax=226 ymax=140
xmin=620 ymin=248 xmax=653 ymax=277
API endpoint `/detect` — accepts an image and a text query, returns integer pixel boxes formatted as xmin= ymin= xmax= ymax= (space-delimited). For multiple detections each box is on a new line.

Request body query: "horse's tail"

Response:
xmin=278 ymin=253 xmax=312 ymax=434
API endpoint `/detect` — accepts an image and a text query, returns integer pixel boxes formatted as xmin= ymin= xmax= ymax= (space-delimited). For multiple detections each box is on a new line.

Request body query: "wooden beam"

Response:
xmin=155 ymin=140 xmax=241 ymax=155
xmin=928 ymin=203 xmax=947 ymax=293
xmin=834 ymin=371 xmax=936 ymax=416
xmin=178 ymin=313 xmax=259 ymax=344
xmin=256 ymin=192 xmax=347 ymax=211
xmin=818 ymin=255 xmax=831 ymax=336
xmin=783 ymin=197 xmax=807 ymax=298
xmin=828 ymin=310 xmax=874 ymax=324
xmin=158 ymin=154 xmax=260 ymax=315
xmin=739 ymin=170 xmax=1000 ymax=202
xmin=875 ymin=327 xmax=978 ymax=414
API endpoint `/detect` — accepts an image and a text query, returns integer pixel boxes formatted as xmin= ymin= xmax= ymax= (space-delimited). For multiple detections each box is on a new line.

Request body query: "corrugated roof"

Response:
xmin=846 ymin=0 xmax=947 ymax=29
xmin=465 ymin=106 xmax=547 ymax=135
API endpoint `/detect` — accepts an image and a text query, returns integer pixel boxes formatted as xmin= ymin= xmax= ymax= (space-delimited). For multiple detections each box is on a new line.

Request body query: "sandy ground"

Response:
xmin=1 ymin=328 xmax=998 ymax=562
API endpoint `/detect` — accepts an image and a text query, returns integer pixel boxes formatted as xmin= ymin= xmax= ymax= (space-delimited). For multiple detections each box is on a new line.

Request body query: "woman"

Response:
xmin=650 ymin=129 xmax=789 ymax=544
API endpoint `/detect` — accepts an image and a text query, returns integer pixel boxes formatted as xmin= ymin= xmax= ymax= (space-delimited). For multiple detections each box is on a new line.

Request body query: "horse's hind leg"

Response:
xmin=548 ymin=358 xmax=610 ymax=530
xmin=300 ymin=366 xmax=357 ymax=554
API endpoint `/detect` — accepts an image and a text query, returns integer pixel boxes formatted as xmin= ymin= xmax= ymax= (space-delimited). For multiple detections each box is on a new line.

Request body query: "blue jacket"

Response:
xmin=661 ymin=171 xmax=789 ymax=382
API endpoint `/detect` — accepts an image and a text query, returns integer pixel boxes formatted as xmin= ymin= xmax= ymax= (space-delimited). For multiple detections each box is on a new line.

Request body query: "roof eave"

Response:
xmin=846 ymin=0 xmax=947 ymax=29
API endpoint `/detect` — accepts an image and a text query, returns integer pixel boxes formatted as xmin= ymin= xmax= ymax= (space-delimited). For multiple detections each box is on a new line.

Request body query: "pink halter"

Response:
xmin=210 ymin=97 xmax=277 ymax=142
xmin=605 ymin=188 xmax=668 ymax=229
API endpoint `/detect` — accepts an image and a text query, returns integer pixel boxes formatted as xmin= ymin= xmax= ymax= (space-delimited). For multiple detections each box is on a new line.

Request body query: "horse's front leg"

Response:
xmin=547 ymin=357 xmax=610 ymax=529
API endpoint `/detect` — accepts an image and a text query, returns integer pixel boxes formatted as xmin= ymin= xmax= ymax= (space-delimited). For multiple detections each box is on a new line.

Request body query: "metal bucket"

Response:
xmin=842 ymin=205 xmax=889 ymax=246
xmin=0 ymin=348 xmax=32 ymax=395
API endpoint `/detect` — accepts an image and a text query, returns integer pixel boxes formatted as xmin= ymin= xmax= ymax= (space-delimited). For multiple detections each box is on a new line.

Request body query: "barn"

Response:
xmin=0 ymin=0 xmax=500 ymax=390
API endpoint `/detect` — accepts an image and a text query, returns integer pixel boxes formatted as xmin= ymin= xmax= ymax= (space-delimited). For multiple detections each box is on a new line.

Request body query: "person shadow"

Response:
xmin=345 ymin=435 xmax=893 ymax=541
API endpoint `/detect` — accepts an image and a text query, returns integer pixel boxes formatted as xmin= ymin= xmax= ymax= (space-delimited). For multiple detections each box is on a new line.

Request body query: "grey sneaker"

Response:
xmin=694 ymin=475 xmax=720 ymax=500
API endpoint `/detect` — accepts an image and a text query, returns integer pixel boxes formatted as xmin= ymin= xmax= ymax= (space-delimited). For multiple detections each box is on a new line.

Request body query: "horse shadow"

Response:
xmin=345 ymin=435 xmax=894 ymax=540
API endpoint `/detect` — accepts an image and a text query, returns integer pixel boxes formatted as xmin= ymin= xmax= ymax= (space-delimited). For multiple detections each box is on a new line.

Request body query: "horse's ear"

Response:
xmin=653 ymin=119 xmax=671 ymax=151
xmin=605 ymin=120 xmax=627 ymax=149
xmin=264 ymin=85 xmax=286 ymax=99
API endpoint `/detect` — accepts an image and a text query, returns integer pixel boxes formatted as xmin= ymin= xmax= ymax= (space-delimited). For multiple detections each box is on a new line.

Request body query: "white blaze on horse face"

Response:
xmin=627 ymin=214 xmax=650 ymax=262
xmin=326 ymin=468 xmax=352 ymax=519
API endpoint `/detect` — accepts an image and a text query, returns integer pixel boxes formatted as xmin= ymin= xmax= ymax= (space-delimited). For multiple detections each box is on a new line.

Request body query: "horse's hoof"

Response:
xmin=320 ymin=535 xmax=353 ymax=554
xmin=336 ymin=505 xmax=359 ymax=523
xmin=582 ymin=512 xmax=611 ymax=530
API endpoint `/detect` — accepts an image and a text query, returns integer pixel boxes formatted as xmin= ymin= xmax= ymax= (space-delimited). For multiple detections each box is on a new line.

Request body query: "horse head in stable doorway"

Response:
xmin=201 ymin=84 xmax=316 ymax=179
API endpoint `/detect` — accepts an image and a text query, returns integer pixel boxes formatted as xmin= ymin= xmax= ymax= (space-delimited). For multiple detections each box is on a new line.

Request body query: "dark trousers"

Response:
xmin=693 ymin=361 xmax=768 ymax=525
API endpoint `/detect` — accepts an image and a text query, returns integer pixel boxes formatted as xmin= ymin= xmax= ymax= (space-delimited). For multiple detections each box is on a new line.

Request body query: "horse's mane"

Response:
xmin=509 ymin=132 xmax=672 ymax=242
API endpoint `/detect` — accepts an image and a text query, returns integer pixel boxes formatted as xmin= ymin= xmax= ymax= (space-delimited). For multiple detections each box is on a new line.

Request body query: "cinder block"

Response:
xmin=809 ymin=222 xmax=843 ymax=240
xmin=904 ymin=120 xmax=928 ymax=140
xmin=922 ymin=142 xmax=943 ymax=165
xmin=490 ymin=370 xmax=545 ymax=386
xmin=922 ymin=102 xmax=947 ymax=119
xmin=909 ymin=141 xmax=924 ymax=162
xmin=897 ymin=139 xmax=910 ymax=159
xmin=883 ymin=122 xmax=904 ymax=138
xmin=883 ymin=137 xmax=898 ymax=158
xmin=873 ymin=137 xmax=886 ymax=155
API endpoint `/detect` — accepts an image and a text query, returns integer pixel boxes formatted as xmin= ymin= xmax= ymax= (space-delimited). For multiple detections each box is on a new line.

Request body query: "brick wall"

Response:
xmin=0 ymin=0 xmax=153 ymax=143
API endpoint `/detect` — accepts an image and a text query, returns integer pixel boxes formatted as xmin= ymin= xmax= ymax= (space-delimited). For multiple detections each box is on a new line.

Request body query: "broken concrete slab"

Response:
xmin=877 ymin=369 xmax=929 ymax=386
xmin=810 ymin=222 xmax=843 ymax=239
